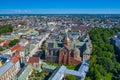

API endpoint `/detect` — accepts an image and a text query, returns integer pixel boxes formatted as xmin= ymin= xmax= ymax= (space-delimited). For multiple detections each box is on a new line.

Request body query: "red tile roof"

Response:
xmin=5 ymin=40 xmax=11 ymax=43
xmin=12 ymin=56 xmax=22 ymax=63
xmin=11 ymin=44 xmax=21 ymax=52
xmin=3 ymin=40 xmax=11 ymax=47
xmin=0 ymin=41 xmax=3 ymax=44
xmin=28 ymin=57 xmax=39 ymax=63
xmin=17 ymin=46 xmax=25 ymax=51
xmin=3 ymin=43 xmax=9 ymax=47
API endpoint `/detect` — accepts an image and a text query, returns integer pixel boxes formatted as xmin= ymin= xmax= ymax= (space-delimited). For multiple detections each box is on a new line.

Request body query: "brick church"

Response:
xmin=58 ymin=35 xmax=81 ymax=65
xmin=45 ymin=34 xmax=82 ymax=65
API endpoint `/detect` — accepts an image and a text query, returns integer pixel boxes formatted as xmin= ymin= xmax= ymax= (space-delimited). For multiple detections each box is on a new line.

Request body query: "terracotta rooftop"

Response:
xmin=5 ymin=40 xmax=11 ymax=43
xmin=11 ymin=44 xmax=21 ymax=52
xmin=0 ymin=22 xmax=8 ymax=25
xmin=28 ymin=57 xmax=39 ymax=63
xmin=71 ymin=26 xmax=89 ymax=32
xmin=3 ymin=40 xmax=11 ymax=47
xmin=0 ymin=40 xmax=3 ymax=44
xmin=3 ymin=43 xmax=9 ymax=47
xmin=12 ymin=56 xmax=22 ymax=63
xmin=17 ymin=46 xmax=25 ymax=51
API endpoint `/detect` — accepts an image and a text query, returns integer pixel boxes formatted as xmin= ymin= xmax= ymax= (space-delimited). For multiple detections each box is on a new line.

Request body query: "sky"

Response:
xmin=0 ymin=0 xmax=120 ymax=14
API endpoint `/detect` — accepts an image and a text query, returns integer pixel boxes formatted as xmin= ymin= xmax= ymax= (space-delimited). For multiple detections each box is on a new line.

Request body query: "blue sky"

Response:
xmin=0 ymin=0 xmax=120 ymax=14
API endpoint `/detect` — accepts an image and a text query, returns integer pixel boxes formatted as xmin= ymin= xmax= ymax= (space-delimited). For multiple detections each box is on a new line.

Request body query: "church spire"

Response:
xmin=64 ymin=31 xmax=71 ymax=46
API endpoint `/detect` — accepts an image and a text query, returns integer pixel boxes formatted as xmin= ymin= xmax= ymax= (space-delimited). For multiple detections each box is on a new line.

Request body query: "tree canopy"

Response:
xmin=65 ymin=74 xmax=77 ymax=80
xmin=0 ymin=25 xmax=13 ymax=34
xmin=9 ymin=39 xmax=20 ymax=47
xmin=0 ymin=46 xmax=3 ymax=51
xmin=41 ymin=45 xmax=46 ymax=51
xmin=86 ymin=28 xmax=120 ymax=80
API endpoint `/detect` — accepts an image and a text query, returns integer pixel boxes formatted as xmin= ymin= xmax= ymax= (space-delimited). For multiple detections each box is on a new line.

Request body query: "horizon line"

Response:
xmin=0 ymin=13 xmax=120 ymax=15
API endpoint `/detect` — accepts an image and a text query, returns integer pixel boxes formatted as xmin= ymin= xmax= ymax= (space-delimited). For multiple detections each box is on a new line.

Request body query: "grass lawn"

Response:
xmin=29 ymin=70 xmax=50 ymax=80
xmin=46 ymin=61 xmax=80 ymax=70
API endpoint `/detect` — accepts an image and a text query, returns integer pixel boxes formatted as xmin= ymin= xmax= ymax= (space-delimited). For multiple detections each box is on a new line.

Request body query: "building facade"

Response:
xmin=0 ymin=62 xmax=16 ymax=80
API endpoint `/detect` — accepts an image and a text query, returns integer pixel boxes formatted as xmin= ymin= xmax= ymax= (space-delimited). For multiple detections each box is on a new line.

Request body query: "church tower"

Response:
xmin=64 ymin=32 xmax=71 ymax=46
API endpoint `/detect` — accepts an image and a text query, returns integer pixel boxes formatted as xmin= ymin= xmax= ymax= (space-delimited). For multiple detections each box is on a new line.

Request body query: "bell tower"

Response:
xmin=64 ymin=32 xmax=71 ymax=46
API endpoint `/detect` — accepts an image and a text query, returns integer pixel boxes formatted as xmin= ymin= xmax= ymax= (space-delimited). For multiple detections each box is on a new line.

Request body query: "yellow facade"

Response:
xmin=0 ymin=65 xmax=16 ymax=80
xmin=0 ymin=61 xmax=4 ymax=67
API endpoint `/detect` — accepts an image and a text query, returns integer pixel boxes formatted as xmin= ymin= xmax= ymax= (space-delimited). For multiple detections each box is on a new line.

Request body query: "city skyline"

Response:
xmin=0 ymin=0 xmax=120 ymax=14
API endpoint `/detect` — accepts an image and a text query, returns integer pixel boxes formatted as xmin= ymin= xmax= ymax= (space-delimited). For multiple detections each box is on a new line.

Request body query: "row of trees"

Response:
xmin=0 ymin=46 xmax=4 ymax=51
xmin=86 ymin=28 xmax=120 ymax=80
xmin=9 ymin=39 xmax=20 ymax=47
xmin=0 ymin=25 xmax=13 ymax=34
